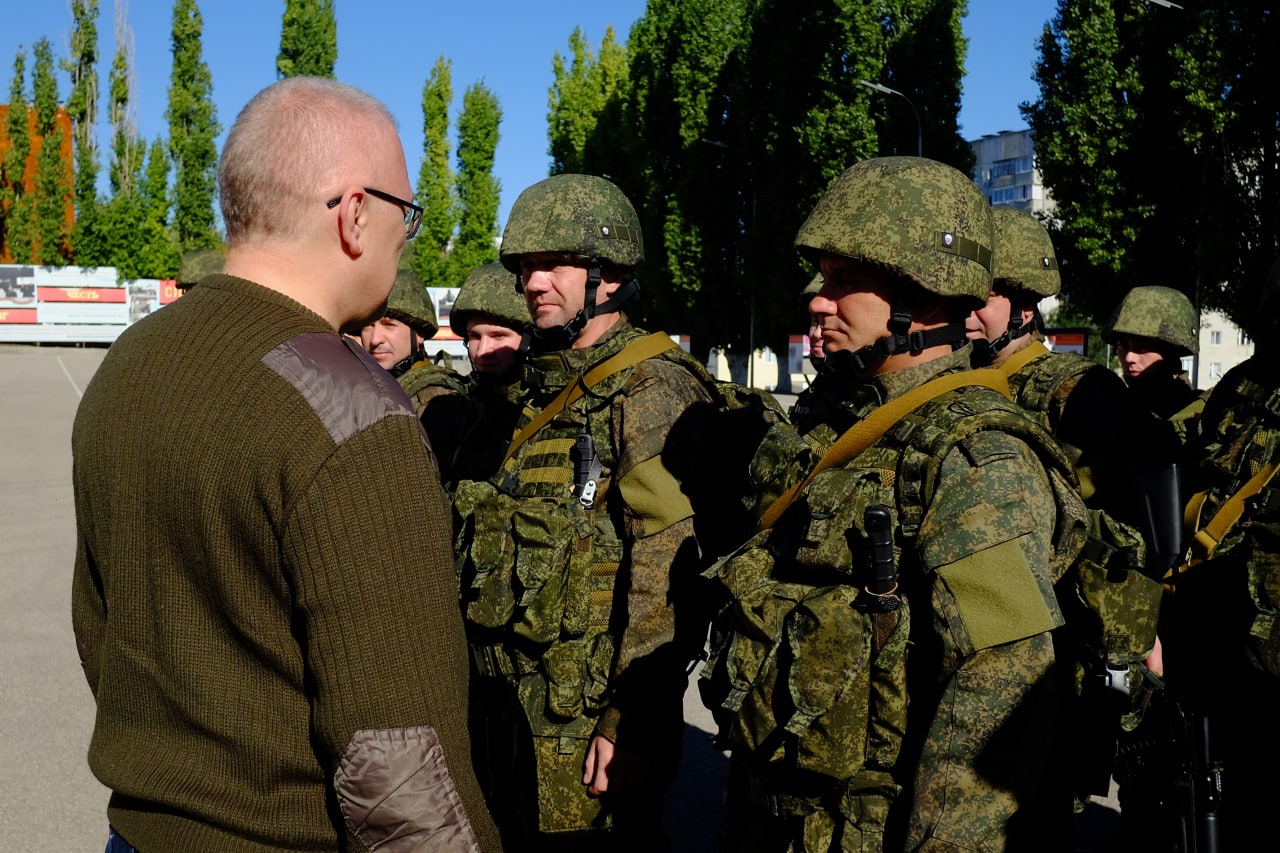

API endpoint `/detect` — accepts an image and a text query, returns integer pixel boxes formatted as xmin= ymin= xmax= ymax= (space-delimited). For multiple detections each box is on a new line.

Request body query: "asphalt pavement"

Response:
xmin=1 ymin=343 xmax=1118 ymax=852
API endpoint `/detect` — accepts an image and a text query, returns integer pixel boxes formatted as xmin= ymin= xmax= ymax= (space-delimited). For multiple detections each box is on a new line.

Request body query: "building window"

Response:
xmin=1209 ymin=330 xmax=1222 ymax=346
xmin=1209 ymin=362 xmax=1223 ymax=380
xmin=1238 ymin=329 xmax=1251 ymax=346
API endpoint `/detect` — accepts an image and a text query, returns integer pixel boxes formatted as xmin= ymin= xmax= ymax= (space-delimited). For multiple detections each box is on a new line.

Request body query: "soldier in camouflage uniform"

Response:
xmin=359 ymin=267 xmax=468 ymax=480
xmin=1103 ymin=285 xmax=1204 ymax=445
xmin=1161 ymin=255 xmax=1280 ymax=847
xmin=452 ymin=174 xmax=714 ymax=851
xmin=447 ymin=262 xmax=530 ymax=488
xmin=966 ymin=209 xmax=1173 ymax=827
xmin=702 ymin=157 xmax=1085 ymax=852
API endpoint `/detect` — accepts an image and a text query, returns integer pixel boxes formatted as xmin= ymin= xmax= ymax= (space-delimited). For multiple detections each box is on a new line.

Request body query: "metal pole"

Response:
xmin=859 ymin=80 xmax=922 ymax=158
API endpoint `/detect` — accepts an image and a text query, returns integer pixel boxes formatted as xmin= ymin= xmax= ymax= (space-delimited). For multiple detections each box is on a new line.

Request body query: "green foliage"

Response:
xmin=66 ymin=0 xmax=105 ymax=266
xmin=277 ymin=0 xmax=337 ymax=79
xmin=2 ymin=48 xmax=33 ymax=262
xmin=166 ymin=0 xmax=220 ymax=251
xmin=104 ymin=138 xmax=180 ymax=279
xmin=31 ymin=38 xmax=72 ymax=265
xmin=547 ymin=0 xmax=973 ymax=384
xmin=107 ymin=12 xmax=144 ymax=197
xmin=451 ymin=82 xmax=502 ymax=279
xmin=413 ymin=57 xmax=456 ymax=287
xmin=1025 ymin=0 xmax=1278 ymax=339
xmin=548 ymin=26 xmax=629 ymax=175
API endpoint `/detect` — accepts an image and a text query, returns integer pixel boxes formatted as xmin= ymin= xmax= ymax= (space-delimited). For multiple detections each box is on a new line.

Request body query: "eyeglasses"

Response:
xmin=326 ymin=187 xmax=423 ymax=240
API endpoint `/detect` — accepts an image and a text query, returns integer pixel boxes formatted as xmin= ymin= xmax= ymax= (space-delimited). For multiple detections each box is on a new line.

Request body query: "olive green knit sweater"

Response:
xmin=71 ymin=274 xmax=499 ymax=852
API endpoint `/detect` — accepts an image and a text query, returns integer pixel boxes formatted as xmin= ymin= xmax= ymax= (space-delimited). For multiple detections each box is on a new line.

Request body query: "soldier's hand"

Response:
xmin=582 ymin=734 xmax=647 ymax=796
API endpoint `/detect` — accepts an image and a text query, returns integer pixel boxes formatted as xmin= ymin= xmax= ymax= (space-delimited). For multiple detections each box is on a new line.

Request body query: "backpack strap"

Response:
xmin=999 ymin=338 xmax=1051 ymax=379
xmin=1179 ymin=459 xmax=1280 ymax=572
xmin=756 ymin=368 xmax=1010 ymax=531
xmin=501 ymin=332 xmax=677 ymax=465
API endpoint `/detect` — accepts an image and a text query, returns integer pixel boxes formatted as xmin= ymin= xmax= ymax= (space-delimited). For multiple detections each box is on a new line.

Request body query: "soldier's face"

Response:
xmin=1115 ymin=333 xmax=1165 ymax=379
xmin=966 ymin=290 xmax=1012 ymax=344
xmin=467 ymin=318 xmax=523 ymax=376
xmin=811 ymin=256 xmax=896 ymax=359
xmin=519 ymin=254 xmax=589 ymax=330
xmin=359 ymin=316 xmax=415 ymax=370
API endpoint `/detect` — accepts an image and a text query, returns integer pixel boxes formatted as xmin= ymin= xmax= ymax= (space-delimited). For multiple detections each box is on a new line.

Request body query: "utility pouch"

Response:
xmin=455 ymin=481 xmax=517 ymax=630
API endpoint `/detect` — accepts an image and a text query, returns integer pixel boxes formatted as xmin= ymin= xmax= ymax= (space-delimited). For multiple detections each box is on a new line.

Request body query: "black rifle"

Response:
xmin=1169 ymin=700 xmax=1223 ymax=853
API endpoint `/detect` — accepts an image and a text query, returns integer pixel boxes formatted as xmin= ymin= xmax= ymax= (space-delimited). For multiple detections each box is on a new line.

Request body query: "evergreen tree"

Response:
xmin=31 ymin=37 xmax=73 ymax=265
xmin=277 ymin=0 xmax=337 ymax=79
xmin=451 ymin=81 xmax=501 ymax=278
xmin=413 ymin=57 xmax=456 ymax=287
xmin=1 ymin=48 xmax=33 ymax=262
xmin=166 ymin=0 xmax=220 ymax=251
xmin=65 ymin=0 xmax=105 ymax=265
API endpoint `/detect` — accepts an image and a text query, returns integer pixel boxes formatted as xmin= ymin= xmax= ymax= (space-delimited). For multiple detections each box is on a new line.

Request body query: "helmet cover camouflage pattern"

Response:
xmin=794 ymin=156 xmax=994 ymax=305
xmin=991 ymin=207 xmax=1060 ymax=298
xmin=450 ymin=262 xmax=531 ymax=336
xmin=385 ymin=268 xmax=439 ymax=338
xmin=1103 ymin=285 xmax=1198 ymax=354
xmin=500 ymin=173 xmax=644 ymax=272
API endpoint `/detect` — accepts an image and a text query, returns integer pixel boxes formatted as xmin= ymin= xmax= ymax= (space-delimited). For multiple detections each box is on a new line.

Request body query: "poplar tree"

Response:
xmin=166 ymin=0 xmax=220 ymax=251
xmin=548 ymin=26 xmax=629 ymax=175
xmin=65 ymin=0 xmax=105 ymax=265
xmin=1 ymin=49 xmax=33 ymax=262
xmin=108 ymin=3 xmax=144 ymax=198
xmin=451 ymin=82 xmax=501 ymax=279
xmin=277 ymin=0 xmax=337 ymax=79
xmin=413 ymin=57 xmax=456 ymax=287
xmin=31 ymin=38 xmax=73 ymax=265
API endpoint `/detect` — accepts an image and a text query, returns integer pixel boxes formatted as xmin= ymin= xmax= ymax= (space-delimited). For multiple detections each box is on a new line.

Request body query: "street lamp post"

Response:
xmin=859 ymin=79 xmax=923 ymax=158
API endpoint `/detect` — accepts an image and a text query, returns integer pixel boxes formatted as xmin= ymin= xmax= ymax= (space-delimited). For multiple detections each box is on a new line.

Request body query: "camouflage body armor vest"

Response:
xmin=702 ymin=382 xmax=1086 ymax=847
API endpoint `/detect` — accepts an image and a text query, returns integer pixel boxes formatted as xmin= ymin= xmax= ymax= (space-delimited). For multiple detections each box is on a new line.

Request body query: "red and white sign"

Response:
xmin=37 ymin=286 xmax=128 ymax=303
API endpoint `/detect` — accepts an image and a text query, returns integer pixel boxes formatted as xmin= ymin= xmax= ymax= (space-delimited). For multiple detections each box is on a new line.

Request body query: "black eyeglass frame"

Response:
xmin=326 ymin=187 xmax=423 ymax=240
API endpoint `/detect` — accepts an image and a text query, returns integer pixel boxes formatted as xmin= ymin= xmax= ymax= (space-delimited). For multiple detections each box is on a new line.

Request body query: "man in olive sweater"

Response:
xmin=71 ymin=77 xmax=499 ymax=852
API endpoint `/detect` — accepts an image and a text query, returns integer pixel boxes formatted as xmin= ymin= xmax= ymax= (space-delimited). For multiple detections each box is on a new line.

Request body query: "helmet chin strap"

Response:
xmin=388 ymin=330 xmax=425 ymax=378
xmin=530 ymin=265 xmax=640 ymax=350
xmin=823 ymin=295 xmax=969 ymax=378
xmin=971 ymin=293 xmax=1037 ymax=367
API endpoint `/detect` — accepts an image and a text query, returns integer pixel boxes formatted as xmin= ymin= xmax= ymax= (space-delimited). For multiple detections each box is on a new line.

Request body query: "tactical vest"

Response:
xmin=700 ymin=380 xmax=1088 ymax=837
xmin=1176 ymin=371 xmax=1280 ymax=677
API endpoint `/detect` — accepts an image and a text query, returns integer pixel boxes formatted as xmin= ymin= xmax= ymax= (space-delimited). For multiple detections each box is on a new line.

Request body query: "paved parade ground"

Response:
xmin=1 ymin=342 xmax=1119 ymax=851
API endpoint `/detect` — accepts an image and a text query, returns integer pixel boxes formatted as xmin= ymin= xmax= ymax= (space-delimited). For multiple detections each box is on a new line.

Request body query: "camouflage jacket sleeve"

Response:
xmin=904 ymin=430 xmax=1064 ymax=850
xmin=594 ymin=357 xmax=714 ymax=749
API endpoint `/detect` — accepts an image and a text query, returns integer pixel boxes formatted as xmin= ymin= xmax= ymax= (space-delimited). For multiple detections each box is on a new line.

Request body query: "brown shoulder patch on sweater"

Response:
xmin=263 ymin=333 xmax=419 ymax=447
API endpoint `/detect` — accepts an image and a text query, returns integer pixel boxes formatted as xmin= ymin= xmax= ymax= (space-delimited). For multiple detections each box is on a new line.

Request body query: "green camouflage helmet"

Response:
xmin=499 ymin=173 xmax=643 ymax=272
xmin=794 ymin=156 xmax=994 ymax=306
xmin=1103 ymin=285 xmax=1198 ymax=355
xmin=991 ymin=207 xmax=1060 ymax=298
xmin=450 ymin=262 xmax=530 ymax=336
xmin=385 ymin=268 xmax=439 ymax=338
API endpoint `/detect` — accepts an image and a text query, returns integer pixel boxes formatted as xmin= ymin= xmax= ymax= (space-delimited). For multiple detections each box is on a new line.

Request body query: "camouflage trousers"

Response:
xmin=723 ymin=757 xmax=897 ymax=853
xmin=471 ymin=676 xmax=676 ymax=852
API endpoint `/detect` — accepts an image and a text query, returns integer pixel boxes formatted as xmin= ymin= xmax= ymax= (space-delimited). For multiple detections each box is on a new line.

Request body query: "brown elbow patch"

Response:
xmin=335 ymin=726 xmax=482 ymax=852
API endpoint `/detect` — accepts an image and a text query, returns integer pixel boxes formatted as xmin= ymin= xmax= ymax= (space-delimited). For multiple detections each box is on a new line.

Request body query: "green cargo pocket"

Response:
xmin=1076 ymin=555 xmax=1161 ymax=662
xmin=511 ymin=502 xmax=575 ymax=645
xmin=561 ymin=521 xmax=622 ymax=639
xmin=785 ymin=585 xmax=871 ymax=779
xmin=458 ymin=485 xmax=517 ymax=630
xmin=583 ymin=631 xmax=615 ymax=711
xmin=541 ymin=640 xmax=587 ymax=720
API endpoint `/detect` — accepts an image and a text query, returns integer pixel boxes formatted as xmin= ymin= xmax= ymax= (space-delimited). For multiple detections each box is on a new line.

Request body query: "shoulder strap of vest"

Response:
xmin=756 ymin=368 xmax=1010 ymax=531
xmin=1181 ymin=459 xmax=1280 ymax=570
xmin=501 ymin=332 xmax=677 ymax=465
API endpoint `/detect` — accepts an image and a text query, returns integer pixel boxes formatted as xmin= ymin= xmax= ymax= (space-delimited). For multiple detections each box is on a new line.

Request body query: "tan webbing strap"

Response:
xmin=1185 ymin=460 xmax=1280 ymax=566
xmin=501 ymin=332 xmax=678 ymax=465
xmin=999 ymin=339 xmax=1050 ymax=378
xmin=756 ymin=368 xmax=1011 ymax=532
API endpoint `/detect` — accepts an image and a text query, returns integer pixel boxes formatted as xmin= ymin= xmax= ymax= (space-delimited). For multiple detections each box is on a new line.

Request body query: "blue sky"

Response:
xmin=3 ymin=0 xmax=1058 ymax=228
